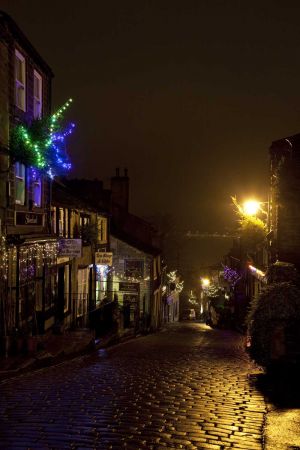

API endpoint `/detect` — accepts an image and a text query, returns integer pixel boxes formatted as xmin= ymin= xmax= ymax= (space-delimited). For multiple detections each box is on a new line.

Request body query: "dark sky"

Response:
xmin=3 ymin=0 xmax=300 ymax=231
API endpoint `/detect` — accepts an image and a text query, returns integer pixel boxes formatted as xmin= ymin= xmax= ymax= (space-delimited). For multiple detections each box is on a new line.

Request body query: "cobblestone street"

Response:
xmin=0 ymin=323 xmax=266 ymax=449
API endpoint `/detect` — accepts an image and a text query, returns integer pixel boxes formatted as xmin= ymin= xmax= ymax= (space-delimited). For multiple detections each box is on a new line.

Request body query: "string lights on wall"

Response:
xmin=0 ymin=238 xmax=58 ymax=282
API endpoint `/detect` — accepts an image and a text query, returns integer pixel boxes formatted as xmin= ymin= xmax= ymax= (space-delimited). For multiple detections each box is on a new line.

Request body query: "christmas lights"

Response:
xmin=10 ymin=99 xmax=74 ymax=177
xmin=0 ymin=236 xmax=8 ymax=279
xmin=167 ymin=270 xmax=184 ymax=292
xmin=223 ymin=265 xmax=240 ymax=286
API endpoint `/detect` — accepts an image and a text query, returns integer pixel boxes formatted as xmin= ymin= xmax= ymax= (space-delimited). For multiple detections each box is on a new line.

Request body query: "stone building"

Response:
xmin=51 ymin=180 xmax=109 ymax=331
xmin=0 ymin=12 xmax=57 ymax=353
xmin=269 ymin=133 xmax=300 ymax=267
xmin=63 ymin=171 xmax=163 ymax=334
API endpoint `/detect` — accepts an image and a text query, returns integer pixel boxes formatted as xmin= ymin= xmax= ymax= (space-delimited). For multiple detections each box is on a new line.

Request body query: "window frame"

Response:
xmin=15 ymin=162 xmax=26 ymax=205
xmin=15 ymin=49 xmax=26 ymax=112
xmin=33 ymin=69 xmax=42 ymax=119
xmin=29 ymin=168 xmax=42 ymax=208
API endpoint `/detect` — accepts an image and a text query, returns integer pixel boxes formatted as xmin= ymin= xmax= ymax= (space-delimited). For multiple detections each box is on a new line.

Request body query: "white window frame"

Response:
xmin=58 ymin=207 xmax=64 ymax=237
xmin=15 ymin=162 xmax=26 ymax=205
xmin=15 ymin=49 xmax=26 ymax=112
xmin=32 ymin=176 xmax=42 ymax=207
xmin=33 ymin=70 xmax=42 ymax=119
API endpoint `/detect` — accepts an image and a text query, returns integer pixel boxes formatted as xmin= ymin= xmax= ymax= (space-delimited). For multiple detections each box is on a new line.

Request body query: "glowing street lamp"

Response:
xmin=201 ymin=277 xmax=210 ymax=288
xmin=242 ymin=200 xmax=261 ymax=216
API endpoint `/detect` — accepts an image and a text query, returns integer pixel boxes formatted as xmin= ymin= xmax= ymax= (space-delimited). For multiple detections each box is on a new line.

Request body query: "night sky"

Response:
xmin=3 ymin=1 xmax=300 ymax=231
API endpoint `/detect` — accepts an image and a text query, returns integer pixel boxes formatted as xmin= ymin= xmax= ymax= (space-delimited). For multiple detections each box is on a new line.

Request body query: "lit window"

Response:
xmin=29 ymin=168 xmax=42 ymax=207
xmin=33 ymin=70 xmax=42 ymax=118
xmin=15 ymin=50 xmax=26 ymax=111
xmin=15 ymin=162 xmax=26 ymax=205
xmin=80 ymin=215 xmax=90 ymax=228
xmin=58 ymin=208 xmax=64 ymax=236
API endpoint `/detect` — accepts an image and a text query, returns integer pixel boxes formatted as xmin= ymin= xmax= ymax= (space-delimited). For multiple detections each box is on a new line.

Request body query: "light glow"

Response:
xmin=243 ymin=200 xmax=260 ymax=216
xmin=201 ymin=278 xmax=210 ymax=287
xmin=249 ymin=264 xmax=266 ymax=279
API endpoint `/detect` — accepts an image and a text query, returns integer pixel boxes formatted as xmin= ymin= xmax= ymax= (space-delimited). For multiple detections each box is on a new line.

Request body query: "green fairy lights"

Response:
xmin=9 ymin=98 xmax=74 ymax=177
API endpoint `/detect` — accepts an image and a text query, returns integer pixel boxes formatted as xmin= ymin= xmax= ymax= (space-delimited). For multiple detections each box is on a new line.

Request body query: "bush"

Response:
xmin=247 ymin=281 xmax=300 ymax=367
xmin=266 ymin=261 xmax=299 ymax=284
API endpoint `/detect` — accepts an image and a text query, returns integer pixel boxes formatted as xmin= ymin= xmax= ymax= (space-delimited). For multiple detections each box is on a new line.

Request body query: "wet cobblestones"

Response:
xmin=0 ymin=323 xmax=266 ymax=449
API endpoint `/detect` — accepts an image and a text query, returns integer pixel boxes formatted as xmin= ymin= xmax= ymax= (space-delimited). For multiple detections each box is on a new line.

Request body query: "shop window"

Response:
xmin=96 ymin=265 xmax=108 ymax=304
xmin=15 ymin=162 xmax=26 ymax=205
xmin=33 ymin=70 xmax=42 ymax=119
xmin=15 ymin=49 xmax=26 ymax=111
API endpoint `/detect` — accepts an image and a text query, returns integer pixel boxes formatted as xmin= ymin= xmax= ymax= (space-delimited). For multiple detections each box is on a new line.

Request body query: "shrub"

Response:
xmin=247 ymin=281 xmax=300 ymax=367
xmin=266 ymin=261 xmax=299 ymax=284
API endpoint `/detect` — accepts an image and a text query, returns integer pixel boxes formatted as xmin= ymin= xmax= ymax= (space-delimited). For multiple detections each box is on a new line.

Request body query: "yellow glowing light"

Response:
xmin=201 ymin=278 xmax=210 ymax=287
xmin=243 ymin=200 xmax=260 ymax=216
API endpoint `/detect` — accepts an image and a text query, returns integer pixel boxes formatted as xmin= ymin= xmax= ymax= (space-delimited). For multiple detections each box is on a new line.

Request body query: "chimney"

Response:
xmin=111 ymin=168 xmax=129 ymax=211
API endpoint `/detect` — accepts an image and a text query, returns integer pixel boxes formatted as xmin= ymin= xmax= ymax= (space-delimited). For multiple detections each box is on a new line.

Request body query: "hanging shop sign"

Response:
xmin=58 ymin=239 xmax=82 ymax=257
xmin=95 ymin=252 xmax=113 ymax=265
xmin=119 ymin=282 xmax=140 ymax=293
xmin=16 ymin=211 xmax=44 ymax=226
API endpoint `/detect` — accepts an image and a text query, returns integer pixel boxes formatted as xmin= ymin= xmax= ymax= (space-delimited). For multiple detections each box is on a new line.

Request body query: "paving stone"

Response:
xmin=0 ymin=323 xmax=265 ymax=449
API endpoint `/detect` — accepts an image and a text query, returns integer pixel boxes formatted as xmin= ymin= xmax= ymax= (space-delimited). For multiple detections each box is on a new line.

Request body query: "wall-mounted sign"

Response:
xmin=123 ymin=294 xmax=138 ymax=304
xmin=119 ymin=282 xmax=140 ymax=293
xmin=16 ymin=212 xmax=44 ymax=226
xmin=59 ymin=239 xmax=82 ymax=258
xmin=124 ymin=259 xmax=144 ymax=278
xmin=95 ymin=252 xmax=113 ymax=265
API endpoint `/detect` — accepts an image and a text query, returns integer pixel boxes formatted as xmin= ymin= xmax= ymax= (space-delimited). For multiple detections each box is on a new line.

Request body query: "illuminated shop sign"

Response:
xmin=95 ymin=252 xmax=113 ymax=265
xmin=59 ymin=239 xmax=82 ymax=257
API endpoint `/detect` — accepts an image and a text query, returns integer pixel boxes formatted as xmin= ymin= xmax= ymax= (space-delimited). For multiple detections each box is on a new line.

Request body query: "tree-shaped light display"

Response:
xmin=10 ymin=99 xmax=74 ymax=178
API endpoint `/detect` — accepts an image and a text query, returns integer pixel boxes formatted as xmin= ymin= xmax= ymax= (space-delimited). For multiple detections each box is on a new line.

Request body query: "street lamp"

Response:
xmin=201 ymin=277 xmax=210 ymax=288
xmin=242 ymin=199 xmax=268 ymax=218
xmin=243 ymin=200 xmax=260 ymax=216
